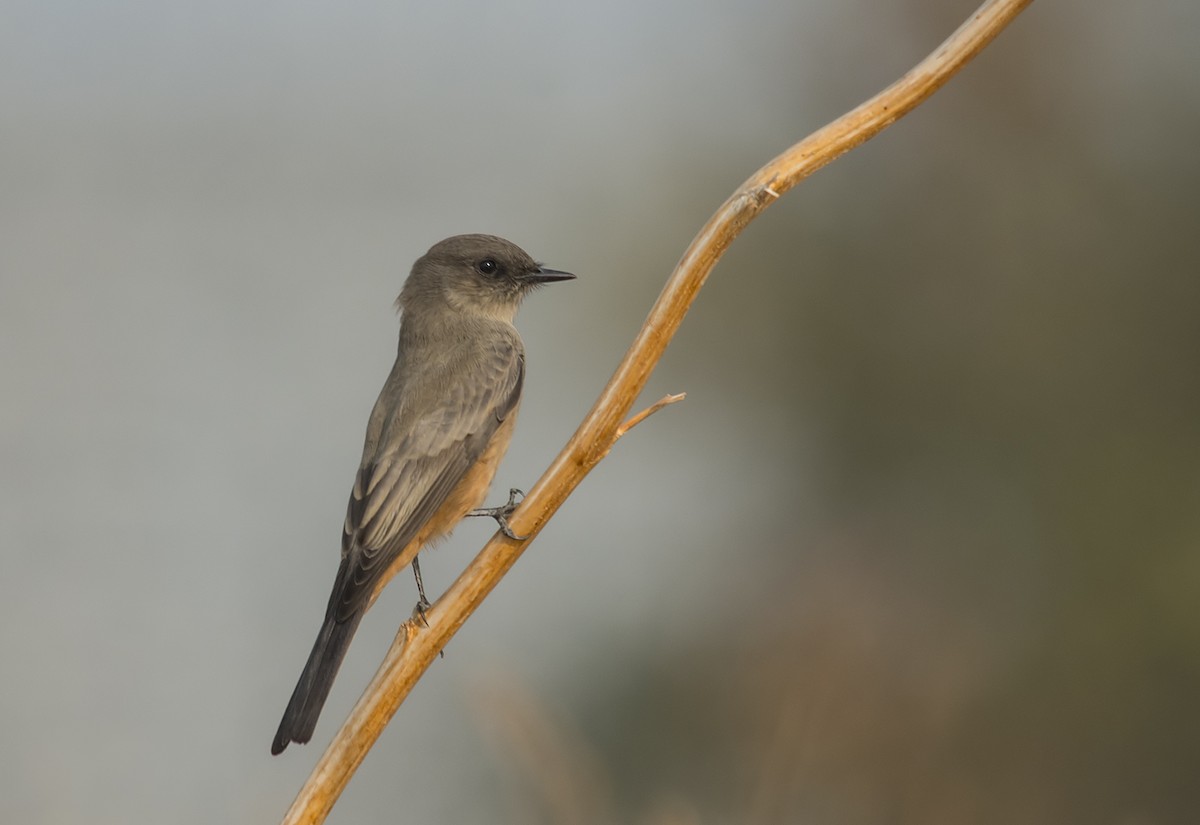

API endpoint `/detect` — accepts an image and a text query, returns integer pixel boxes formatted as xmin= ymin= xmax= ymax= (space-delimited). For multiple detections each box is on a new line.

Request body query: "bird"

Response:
xmin=271 ymin=234 xmax=574 ymax=755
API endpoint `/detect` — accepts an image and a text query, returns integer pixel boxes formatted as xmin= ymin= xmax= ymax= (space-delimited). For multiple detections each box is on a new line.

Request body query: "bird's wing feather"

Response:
xmin=332 ymin=336 xmax=524 ymax=622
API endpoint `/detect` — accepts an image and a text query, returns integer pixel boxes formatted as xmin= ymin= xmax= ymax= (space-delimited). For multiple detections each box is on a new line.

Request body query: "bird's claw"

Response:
xmin=468 ymin=488 xmax=529 ymax=541
xmin=413 ymin=595 xmax=432 ymax=628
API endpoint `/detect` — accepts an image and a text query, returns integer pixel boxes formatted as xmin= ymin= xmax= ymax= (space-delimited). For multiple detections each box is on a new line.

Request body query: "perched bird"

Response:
xmin=272 ymin=234 xmax=574 ymax=755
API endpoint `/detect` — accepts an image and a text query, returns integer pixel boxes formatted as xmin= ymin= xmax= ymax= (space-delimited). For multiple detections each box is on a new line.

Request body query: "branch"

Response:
xmin=279 ymin=1 xmax=1033 ymax=821
xmin=615 ymin=392 xmax=687 ymax=440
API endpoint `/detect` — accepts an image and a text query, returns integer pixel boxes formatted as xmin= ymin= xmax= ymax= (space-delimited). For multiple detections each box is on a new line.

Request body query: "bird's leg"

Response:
xmin=411 ymin=557 xmax=432 ymax=626
xmin=468 ymin=487 xmax=528 ymax=541
xmin=410 ymin=558 xmax=445 ymax=657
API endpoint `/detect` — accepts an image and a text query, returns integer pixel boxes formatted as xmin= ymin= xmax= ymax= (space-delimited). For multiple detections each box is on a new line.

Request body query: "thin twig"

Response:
xmin=279 ymin=2 xmax=1033 ymax=821
xmin=615 ymin=393 xmax=687 ymax=440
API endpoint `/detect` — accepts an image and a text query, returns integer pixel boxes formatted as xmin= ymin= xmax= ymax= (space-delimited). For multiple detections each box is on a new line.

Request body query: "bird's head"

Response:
xmin=398 ymin=234 xmax=574 ymax=322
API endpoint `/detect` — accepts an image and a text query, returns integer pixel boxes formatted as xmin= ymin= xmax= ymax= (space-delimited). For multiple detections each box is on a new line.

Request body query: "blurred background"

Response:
xmin=3 ymin=0 xmax=1198 ymax=823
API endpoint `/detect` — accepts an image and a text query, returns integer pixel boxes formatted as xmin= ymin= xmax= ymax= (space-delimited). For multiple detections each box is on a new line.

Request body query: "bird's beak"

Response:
xmin=525 ymin=266 xmax=576 ymax=284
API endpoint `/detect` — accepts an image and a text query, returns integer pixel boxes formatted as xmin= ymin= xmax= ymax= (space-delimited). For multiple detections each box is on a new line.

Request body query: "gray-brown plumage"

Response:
xmin=272 ymin=234 xmax=573 ymax=755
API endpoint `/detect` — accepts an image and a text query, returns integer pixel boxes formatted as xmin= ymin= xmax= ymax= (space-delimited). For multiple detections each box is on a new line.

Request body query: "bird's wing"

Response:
xmin=333 ymin=337 xmax=524 ymax=622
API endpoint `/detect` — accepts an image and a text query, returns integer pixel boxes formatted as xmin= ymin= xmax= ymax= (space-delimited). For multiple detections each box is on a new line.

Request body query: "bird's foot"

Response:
xmin=413 ymin=595 xmax=432 ymax=628
xmin=411 ymin=558 xmax=433 ymax=627
xmin=468 ymin=487 xmax=528 ymax=540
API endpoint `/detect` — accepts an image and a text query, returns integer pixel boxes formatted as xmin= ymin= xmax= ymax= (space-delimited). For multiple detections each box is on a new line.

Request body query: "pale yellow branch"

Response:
xmin=615 ymin=392 xmax=687 ymax=440
xmin=279 ymin=2 xmax=1033 ymax=821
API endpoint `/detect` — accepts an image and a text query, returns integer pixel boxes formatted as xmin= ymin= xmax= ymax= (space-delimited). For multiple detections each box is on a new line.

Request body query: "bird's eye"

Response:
xmin=476 ymin=259 xmax=499 ymax=276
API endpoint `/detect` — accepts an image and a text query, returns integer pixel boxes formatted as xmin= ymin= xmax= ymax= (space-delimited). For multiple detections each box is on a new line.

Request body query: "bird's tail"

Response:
xmin=271 ymin=606 xmax=364 ymax=755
